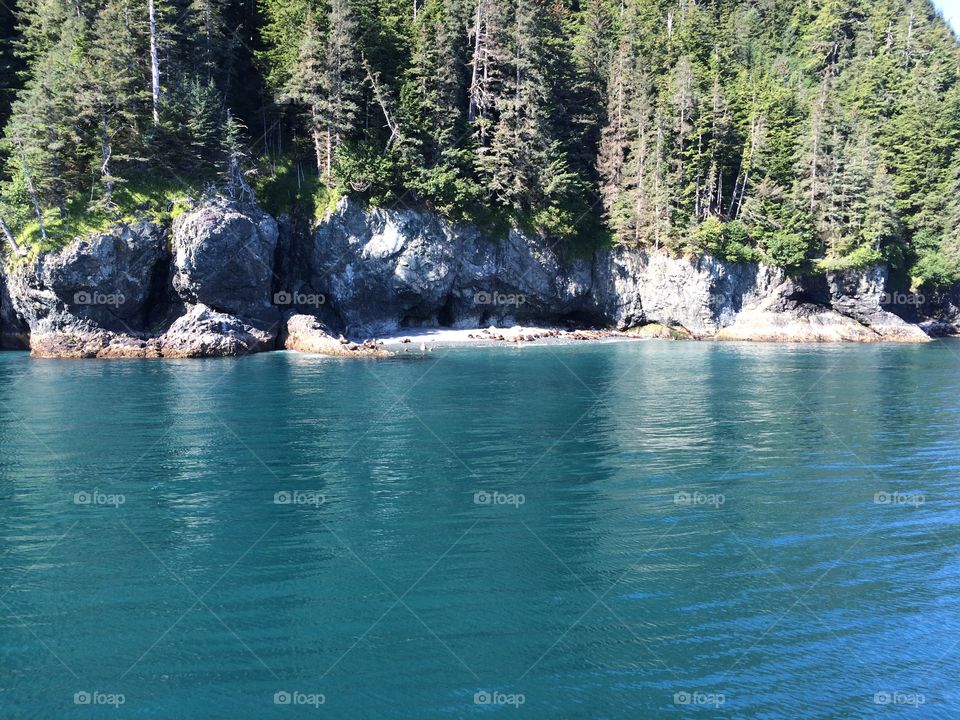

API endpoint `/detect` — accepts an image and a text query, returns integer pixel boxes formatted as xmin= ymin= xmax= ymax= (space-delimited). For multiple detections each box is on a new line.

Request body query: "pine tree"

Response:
xmin=257 ymin=0 xmax=312 ymax=91
xmin=466 ymin=0 xmax=509 ymax=143
xmin=81 ymin=0 xmax=147 ymax=208
xmin=478 ymin=0 xmax=578 ymax=229
xmin=0 ymin=0 xmax=958 ymax=285
xmin=222 ymin=109 xmax=255 ymax=201
xmin=4 ymin=2 xmax=88 ymax=215
xmin=283 ymin=0 xmax=362 ymax=184
xmin=282 ymin=12 xmax=327 ymax=175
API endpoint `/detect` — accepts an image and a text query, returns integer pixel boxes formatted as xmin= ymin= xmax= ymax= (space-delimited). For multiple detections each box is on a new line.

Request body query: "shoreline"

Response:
xmin=15 ymin=321 xmax=956 ymax=361
xmin=377 ymin=326 xmax=633 ymax=349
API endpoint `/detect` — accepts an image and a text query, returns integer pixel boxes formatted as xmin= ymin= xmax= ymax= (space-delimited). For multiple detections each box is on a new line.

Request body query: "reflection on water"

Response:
xmin=1 ymin=340 xmax=959 ymax=718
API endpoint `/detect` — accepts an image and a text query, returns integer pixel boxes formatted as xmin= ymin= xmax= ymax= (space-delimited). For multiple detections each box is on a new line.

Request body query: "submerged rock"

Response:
xmin=626 ymin=323 xmax=693 ymax=340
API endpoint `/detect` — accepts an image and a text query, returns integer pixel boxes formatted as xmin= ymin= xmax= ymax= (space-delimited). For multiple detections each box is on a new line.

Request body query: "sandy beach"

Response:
xmin=377 ymin=325 xmax=636 ymax=349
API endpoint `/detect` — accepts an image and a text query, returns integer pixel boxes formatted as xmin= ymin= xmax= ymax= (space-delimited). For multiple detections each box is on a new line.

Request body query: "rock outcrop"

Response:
xmin=8 ymin=222 xmax=167 ymax=337
xmin=282 ymin=313 xmax=391 ymax=357
xmin=172 ymin=199 xmax=279 ymax=318
xmin=716 ymin=306 xmax=883 ymax=343
xmin=0 ymin=264 xmax=28 ymax=349
xmin=826 ymin=266 xmax=930 ymax=342
xmin=159 ymin=303 xmax=275 ymax=357
xmin=292 ymin=198 xmax=930 ymax=343
xmin=27 ymin=304 xmax=273 ymax=359
xmin=0 ymin=195 xmax=940 ymax=358
xmin=887 ymin=284 xmax=960 ymax=337
xmin=590 ymin=250 xmax=780 ymax=334
xmin=4 ymin=202 xmax=281 ymax=358
xmin=297 ymin=200 xmax=592 ymax=337
xmin=714 ymin=266 xmax=931 ymax=343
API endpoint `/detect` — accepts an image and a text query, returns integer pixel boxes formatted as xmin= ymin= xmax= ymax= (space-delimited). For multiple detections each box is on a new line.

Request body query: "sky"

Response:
xmin=934 ymin=0 xmax=960 ymax=34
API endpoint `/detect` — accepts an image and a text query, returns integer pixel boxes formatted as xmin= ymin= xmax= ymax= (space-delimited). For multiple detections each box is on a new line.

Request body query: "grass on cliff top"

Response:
xmin=15 ymin=180 xmax=193 ymax=260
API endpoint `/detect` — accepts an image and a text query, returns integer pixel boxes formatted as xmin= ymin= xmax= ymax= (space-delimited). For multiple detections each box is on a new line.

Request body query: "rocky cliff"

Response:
xmin=0 ymin=196 xmax=946 ymax=358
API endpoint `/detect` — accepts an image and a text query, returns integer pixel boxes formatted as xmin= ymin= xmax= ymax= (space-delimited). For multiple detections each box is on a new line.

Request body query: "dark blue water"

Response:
xmin=1 ymin=340 xmax=960 ymax=719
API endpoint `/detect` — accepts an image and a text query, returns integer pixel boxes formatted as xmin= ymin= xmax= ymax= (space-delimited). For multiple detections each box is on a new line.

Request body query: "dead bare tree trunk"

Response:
xmin=149 ymin=0 xmax=161 ymax=124
xmin=363 ymin=58 xmax=400 ymax=148
xmin=467 ymin=0 xmax=483 ymax=123
xmin=99 ymin=108 xmax=114 ymax=206
xmin=310 ymin=105 xmax=324 ymax=177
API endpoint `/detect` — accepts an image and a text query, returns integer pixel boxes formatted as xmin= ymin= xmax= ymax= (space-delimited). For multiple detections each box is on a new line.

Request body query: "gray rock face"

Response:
xmin=590 ymin=248 xmax=783 ymax=333
xmin=827 ymin=266 xmax=930 ymax=341
xmin=454 ymin=227 xmax=593 ymax=325
xmin=900 ymin=284 xmax=960 ymax=336
xmin=307 ymin=202 xmax=458 ymax=335
xmin=302 ymin=200 xmax=593 ymax=336
xmin=0 ymin=195 xmax=936 ymax=356
xmin=43 ymin=223 xmax=167 ymax=327
xmin=28 ymin=304 xmax=275 ymax=359
xmin=172 ymin=199 xmax=279 ymax=317
xmin=0 ymin=264 xmax=28 ymax=349
xmin=8 ymin=222 xmax=167 ymax=338
xmin=4 ymin=202 xmax=280 ymax=357
xmin=159 ymin=303 xmax=275 ymax=357
xmin=299 ymin=198 xmax=927 ymax=342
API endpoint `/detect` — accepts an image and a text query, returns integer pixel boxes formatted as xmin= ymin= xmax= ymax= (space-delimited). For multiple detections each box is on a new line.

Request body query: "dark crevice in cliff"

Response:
xmin=437 ymin=294 xmax=457 ymax=327
xmin=143 ymin=250 xmax=182 ymax=335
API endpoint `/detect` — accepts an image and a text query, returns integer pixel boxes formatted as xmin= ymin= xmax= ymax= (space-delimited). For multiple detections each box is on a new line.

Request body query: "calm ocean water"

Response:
xmin=1 ymin=340 xmax=959 ymax=719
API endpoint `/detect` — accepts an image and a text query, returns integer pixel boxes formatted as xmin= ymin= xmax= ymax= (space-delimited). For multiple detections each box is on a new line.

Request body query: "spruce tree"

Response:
xmin=81 ymin=0 xmax=147 ymax=208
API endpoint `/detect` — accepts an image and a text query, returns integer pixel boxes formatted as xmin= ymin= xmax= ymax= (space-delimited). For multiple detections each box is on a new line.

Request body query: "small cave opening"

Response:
xmin=557 ymin=309 xmax=606 ymax=330
xmin=437 ymin=295 xmax=457 ymax=327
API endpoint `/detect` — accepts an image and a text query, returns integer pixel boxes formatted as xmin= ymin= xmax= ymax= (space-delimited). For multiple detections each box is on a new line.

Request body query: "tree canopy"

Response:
xmin=1 ymin=0 xmax=959 ymax=286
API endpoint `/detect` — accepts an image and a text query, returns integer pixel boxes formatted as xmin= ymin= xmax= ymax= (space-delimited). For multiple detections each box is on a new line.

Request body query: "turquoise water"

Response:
xmin=1 ymin=341 xmax=960 ymax=719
